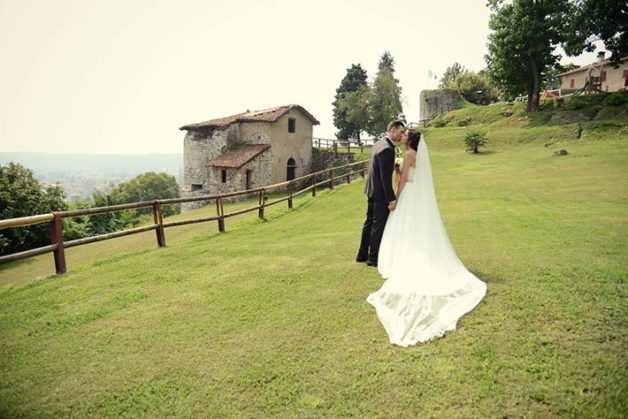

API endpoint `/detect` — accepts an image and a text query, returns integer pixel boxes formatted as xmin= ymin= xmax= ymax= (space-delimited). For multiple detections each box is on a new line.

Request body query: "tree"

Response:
xmin=108 ymin=172 xmax=181 ymax=217
xmin=367 ymin=52 xmax=404 ymax=136
xmin=87 ymin=189 xmax=125 ymax=235
xmin=332 ymin=64 xmax=368 ymax=140
xmin=486 ymin=0 xmax=569 ymax=111
xmin=336 ymin=86 xmax=371 ymax=141
xmin=378 ymin=50 xmax=396 ymax=73
xmin=0 ymin=163 xmax=67 ymax=255
xmin=464 ymin=131 xmax=489 ymax=154
xmin=440 ymin=63 xmax=467 ymax=88
xmin=563 ymin=0 xmax=628 ymax=67
xmin=450 ymin=71 xmax=500 ymax=104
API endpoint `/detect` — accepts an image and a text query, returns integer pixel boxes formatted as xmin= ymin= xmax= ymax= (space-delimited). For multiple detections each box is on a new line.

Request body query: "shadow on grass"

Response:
xmin=467 ymin=150 xmax=497 ymax=156
xmin=469 ymin=269 xmax=504 ymax=284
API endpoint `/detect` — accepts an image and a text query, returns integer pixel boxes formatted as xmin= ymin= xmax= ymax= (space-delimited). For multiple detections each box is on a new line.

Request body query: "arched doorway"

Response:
xmin=287 ymin=157 xmax=296 ymax=181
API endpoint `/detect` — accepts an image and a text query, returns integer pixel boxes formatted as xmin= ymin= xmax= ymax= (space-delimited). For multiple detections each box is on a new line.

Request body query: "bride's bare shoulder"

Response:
xmin=404 ymin=149 xmax=417 ymax=158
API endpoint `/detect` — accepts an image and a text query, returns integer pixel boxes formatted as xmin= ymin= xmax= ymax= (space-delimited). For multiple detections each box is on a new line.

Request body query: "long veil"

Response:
xmin=369 ymin=136 xmax=487 ymax=345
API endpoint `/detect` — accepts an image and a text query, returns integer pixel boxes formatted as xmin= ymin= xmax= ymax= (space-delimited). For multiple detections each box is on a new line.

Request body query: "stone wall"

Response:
xmin=311 ymin=148 xmax=355 ymax=173
xmin=239 ymin=122 xmax=271 ymax=145
xmin=420 ymin=89 xmax=464 ymax=121
xmin=182 ymin=150 xmax=273 ymax=211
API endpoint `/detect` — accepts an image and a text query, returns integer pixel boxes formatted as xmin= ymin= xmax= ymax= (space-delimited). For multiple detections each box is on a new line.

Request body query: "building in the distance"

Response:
xmin=179 ymin=104 xmax=319 ymax=210
xmin=558 ymin=52 xmax=628 ymax=95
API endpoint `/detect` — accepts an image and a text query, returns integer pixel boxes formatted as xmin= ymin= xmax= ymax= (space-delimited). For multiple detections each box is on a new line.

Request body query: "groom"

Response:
xmin=357 ymin=120 xmax=405 ymax=267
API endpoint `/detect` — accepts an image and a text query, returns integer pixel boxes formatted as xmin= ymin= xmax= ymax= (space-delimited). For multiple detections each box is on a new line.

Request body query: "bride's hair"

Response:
xmin=408 ymin=130 xmax=421 ymax=151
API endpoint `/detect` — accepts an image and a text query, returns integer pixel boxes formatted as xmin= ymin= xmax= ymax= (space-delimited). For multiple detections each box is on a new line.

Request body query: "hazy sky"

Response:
xmin=0 ymin=0 xmax=603 ymax=154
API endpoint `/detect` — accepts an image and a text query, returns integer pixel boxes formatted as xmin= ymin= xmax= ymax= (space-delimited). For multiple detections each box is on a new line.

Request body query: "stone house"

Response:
xmin=558 ymin=52 xmax=628 ymax=94
xmin=180 ymin=104 xmax=319 ymax=210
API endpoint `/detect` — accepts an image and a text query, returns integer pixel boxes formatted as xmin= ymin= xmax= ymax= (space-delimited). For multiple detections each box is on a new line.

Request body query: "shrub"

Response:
xmin=539 ymin=99 xmax=555 ymax=111
xmin=554 ymin=97 xmax=565 ymax=109
xmin=606 ymin=91 xmax=628 ymax=106
xmin=565 ymin=96 xmax=588 ymax=110
xmin=464 ymin=130 xmax=489 ymax=154
xmin=433 ymin=117 xmax=447 ymax=128
xmin=457 ymin=116 xmax=472 ymax=126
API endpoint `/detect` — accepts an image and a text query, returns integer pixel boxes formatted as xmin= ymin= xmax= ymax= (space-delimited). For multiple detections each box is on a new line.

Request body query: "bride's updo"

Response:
xmin=408 ymin=130 xmax=421 ymax=151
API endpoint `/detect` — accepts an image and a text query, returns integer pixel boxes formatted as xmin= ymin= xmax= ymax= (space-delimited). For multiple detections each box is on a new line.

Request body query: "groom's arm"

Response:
xmin=377 ymin=147 xmax=396 ymax=203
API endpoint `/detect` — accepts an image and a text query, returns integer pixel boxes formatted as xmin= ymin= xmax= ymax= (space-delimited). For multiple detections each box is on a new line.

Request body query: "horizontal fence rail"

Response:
xmin=0 ymin=160 xmax=369 ymax=275
xmin=312 ymin=137 xmax=376 ymax=156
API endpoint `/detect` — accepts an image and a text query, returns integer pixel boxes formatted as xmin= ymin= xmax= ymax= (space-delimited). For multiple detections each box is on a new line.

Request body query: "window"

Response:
xmin=601 ymin=70 xmax=607 ymax=82
xmin=191 ymin=184 xmax=202 ymax=191
xmin=288 ymin=118 xmax=296 ymax=133
xmin=570 ymin=79 xmax=575 ymax=88
xmin=221 ymin=169 xmax=227 ymax=183
xmin=624 ymin=69 xmax=628 ymax=79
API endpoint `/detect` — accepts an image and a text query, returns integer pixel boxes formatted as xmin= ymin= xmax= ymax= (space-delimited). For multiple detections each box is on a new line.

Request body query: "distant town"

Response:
xmin=0 ymin=152 xmax=183 ymax=200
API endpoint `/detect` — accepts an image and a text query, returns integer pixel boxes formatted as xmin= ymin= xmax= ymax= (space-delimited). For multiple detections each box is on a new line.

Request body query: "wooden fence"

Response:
xmin=312 ymin=137 xmax=376 ymax=156
xmin=0 ymin=160 xmax=369 ymax=276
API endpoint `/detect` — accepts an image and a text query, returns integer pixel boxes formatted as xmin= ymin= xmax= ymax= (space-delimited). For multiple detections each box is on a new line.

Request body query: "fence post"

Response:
xmin=153 ymin=201 xmax=166 ymax=247
xmin=216 ymin=197 xmax=225 ymax=232
xmin=333 ymin=142 xmax=338 ymax=157
xmin=329 ymin=169 xmax=334 ymax=189
xmin=288 ymin=183 xmax=293 ymax=209
xmin=50 ymin=212 xmax=66 ymax=274
xmin=258 ymin=189 xmax=265 ymax=219
xmin=348 ymin=141 xmax=351 ymax=154
xmin=312 ymin=173 xmax=317 ymax=197
xmin=347 ymin=170 xmax=351 ymax=184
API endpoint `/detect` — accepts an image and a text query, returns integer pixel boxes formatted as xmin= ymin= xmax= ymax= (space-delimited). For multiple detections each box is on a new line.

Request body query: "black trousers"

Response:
xmin=358 ymin=198 xmax=390 ymax=262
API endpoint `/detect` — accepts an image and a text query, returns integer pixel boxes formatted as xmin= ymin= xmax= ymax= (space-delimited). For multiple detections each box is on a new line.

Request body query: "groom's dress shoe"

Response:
xmin=367 ymin=260 xmax=378 ymax=267
xmin=356 ymin=255 xmax=368 ymax=263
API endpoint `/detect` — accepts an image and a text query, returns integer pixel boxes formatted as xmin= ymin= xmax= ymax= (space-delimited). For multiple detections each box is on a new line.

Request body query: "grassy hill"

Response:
xmin=0 ymin=101 xmax=626 ymax=416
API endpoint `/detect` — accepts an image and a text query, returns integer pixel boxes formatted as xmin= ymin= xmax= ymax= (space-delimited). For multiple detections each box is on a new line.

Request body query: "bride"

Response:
xmin=367 ymin=130 xmax=487 ymax=347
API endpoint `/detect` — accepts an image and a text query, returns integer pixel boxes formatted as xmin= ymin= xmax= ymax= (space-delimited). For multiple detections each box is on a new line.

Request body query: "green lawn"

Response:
xmin=0 ymin=117 xmax=626 ymax=416
xmin=0 ymin=192 xmax=299 ymax=288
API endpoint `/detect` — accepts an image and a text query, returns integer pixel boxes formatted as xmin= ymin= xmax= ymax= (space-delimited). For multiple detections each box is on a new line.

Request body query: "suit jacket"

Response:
xmin=364 ymin=137 xmax=396 ymax=202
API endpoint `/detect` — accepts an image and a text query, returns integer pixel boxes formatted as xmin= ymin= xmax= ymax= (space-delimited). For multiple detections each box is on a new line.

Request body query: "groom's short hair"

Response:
xmin=387 ymin=120 xmax=405 ymax=132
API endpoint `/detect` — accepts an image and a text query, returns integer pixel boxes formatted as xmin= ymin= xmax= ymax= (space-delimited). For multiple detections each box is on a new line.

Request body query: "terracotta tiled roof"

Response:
xmin=207 ymin=144 xmax=271 ymax=168
xmin=180 ymin=104 xmax=320 ymax=130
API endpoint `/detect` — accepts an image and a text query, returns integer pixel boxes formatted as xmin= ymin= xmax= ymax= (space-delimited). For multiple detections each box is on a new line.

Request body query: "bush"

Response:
xmin=433 ymin=118 xmax=447 ymax=128
xmin=554 ymin=97 xmax=565 ymax=109
xmin=565 ymin=96 xmax=588 ymax=110
xmin=539 ymin=99 xmax=555 ymax=111
xmin=457 ymin=116 xmax=472 ymax=126
xmin=606 ymin=91 xmax=628 ymax=106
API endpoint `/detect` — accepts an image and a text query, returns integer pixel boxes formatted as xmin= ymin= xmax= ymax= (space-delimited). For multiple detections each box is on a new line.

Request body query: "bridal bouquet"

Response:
xmin=394 ymin=157 xmax=404 ymax=172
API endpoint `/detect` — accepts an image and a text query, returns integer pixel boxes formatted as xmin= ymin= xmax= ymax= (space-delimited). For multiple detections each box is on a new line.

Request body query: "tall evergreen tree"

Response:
xmin=332 ymin=64 xmax=368 ymax=140
xmin=378 ymin=50 xmax=396 ymax=73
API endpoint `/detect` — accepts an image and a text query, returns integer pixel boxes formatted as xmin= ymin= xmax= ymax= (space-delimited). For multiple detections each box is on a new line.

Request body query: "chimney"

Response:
xmin=597 ymin=51 xmax=606 ymax=62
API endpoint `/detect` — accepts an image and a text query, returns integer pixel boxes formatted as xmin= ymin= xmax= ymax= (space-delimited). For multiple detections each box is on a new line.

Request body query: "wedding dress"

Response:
xmin=367 ymin=137 xmax=486 ymax=347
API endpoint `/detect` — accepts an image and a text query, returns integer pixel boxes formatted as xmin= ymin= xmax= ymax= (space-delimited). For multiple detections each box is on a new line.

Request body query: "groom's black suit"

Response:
xmin=358 ymin=137 xmax=396 ymax=264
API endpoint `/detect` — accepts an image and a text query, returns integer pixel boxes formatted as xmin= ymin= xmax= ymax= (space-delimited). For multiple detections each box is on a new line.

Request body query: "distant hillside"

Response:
xmin=0 ymin=152 xmax=183 ymax=199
